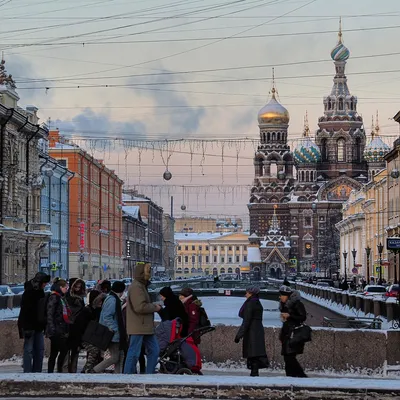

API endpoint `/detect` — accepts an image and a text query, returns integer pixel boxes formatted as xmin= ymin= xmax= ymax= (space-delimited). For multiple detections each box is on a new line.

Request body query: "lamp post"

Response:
xmin=351 ymin=249 xmax=357 ymax=275
xmin=377 ymin=242 xmax=384 ymax=284
xmin=365 ymin=246 xmax=371 ymax=284
xmin=343 ymin=250 xmax=348 ymax=283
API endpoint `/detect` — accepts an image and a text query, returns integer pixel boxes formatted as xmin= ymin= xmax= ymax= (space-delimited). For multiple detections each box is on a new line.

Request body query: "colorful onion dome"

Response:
xmin=294 ymin=113 xmax=321 ymax=164
xmin=258 ymin=88 xmax=289 ymax=125
xmin=364 ymin=113 xmax=390 ymax=162
xmin=331 ymin=18 xmax=350 ymax=61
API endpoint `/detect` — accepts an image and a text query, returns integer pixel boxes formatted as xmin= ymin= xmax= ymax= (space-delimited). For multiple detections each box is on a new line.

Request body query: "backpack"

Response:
xmin=198 ymin=306 xmax=211 ymax=328
xmin=37 ymin=292 xmax=50 ymax=327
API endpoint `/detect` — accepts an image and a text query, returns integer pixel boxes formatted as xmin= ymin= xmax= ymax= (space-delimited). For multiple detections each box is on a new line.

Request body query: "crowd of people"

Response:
xmin=17 ymin=266 xmax=310 ymax=378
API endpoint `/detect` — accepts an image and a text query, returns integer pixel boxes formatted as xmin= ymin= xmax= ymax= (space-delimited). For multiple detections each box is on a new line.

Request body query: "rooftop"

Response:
xmin=175 ymin=232 xmax=249 ymax=241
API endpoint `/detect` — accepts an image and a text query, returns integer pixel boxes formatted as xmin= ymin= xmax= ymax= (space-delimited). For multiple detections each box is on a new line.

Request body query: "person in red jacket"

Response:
xmin=179 ymin=288 xmax=201 ymax=345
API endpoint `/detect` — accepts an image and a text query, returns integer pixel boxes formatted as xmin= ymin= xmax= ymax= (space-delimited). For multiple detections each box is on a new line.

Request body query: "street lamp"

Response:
xmin=351 ymin=249 xmax=357 ymax=274
xmin=365 ymin=246 xmax=371 ymax=284
xmin=377 ymin=242 xmax=384 ymax=284
xmin=343 ymin=250 xmax=348 ymax=283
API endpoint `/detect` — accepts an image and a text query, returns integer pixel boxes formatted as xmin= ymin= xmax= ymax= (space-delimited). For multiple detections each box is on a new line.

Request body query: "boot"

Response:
xmin=250 ymin=361 xmax=259 ymax=377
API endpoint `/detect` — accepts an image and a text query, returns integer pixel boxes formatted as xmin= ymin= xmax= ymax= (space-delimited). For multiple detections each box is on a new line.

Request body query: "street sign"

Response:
xmin=387 ymin=237 xmax=400 ymax=250
xmin=352 ymin=267 xmax=358 ymax=274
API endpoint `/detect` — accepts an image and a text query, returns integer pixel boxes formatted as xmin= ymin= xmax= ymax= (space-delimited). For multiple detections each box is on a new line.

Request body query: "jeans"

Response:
xmin=48 ymin=336 xmax=69 ymax=373
xmin=124 ymin=335 xmax=159 ymax=374
xmin=22 ymin=331 xmax=44 ymax=373
xmin=284 ymin=354 xmax=307 ymax=377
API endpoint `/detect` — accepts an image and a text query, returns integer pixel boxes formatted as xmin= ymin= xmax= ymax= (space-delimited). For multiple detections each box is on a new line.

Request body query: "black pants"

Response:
xmin=284 ymin=354 xmax=307 ymax=378
xmin=48 ymin=336 xmax=68 ymax=373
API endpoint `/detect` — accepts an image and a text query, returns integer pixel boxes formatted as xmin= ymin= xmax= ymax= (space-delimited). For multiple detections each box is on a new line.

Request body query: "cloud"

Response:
xmin=127 ymin=66 xmax=205 ymax=136
xmin=54 ymin=108 xmax=147 ymax=139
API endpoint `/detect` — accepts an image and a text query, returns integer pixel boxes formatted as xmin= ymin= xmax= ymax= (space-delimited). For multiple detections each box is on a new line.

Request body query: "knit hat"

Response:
xmin=279 ymin=285 xmax=293 ymax=296
xmin=111 ymin=281 xmax=126 ymax=294
xmin=246 ymin=286 xmax=260 ymax=295
xmin=88 ymin=290 xmax=101 ymax=306
xmin=33 ymin=272 xmax=51 ymax=284
xmin=179 ymin=287 xmax=193 ymax=298
xmin=160 ymin=286 xmax=174 ymax=298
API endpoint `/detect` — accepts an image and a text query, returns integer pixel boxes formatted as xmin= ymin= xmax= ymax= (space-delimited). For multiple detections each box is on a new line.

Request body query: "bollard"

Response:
xmin=355 ymin=296 xmax=362 ymax=311
xmin=373 ymin=299 xmax=381 ymax=317
xmin=348 ymin=295 xmax=356 ymax=309
xmin=341 ymin=292 xmax=348 ymax=306
xmin=330 ymin=291 xmax=336 ymax=302
xmin=364 ymin=298 xmax=371 ymax=315
xmin=386 ymin=302 xmax=394 ymax=322
xmin=7 ymin=296 xmax=13 ymax=310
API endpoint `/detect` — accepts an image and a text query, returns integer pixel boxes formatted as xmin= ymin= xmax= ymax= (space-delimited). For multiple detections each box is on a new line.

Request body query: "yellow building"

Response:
xmin=337 ymin=170 xmax=390 ymax=281
xmin=174 ymin=232 xmax=249 ymax=277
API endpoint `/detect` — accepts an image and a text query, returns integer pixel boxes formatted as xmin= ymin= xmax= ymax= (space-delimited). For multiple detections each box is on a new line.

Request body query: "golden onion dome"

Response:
xmin=258 ymin=89 xmax=290 ymax=125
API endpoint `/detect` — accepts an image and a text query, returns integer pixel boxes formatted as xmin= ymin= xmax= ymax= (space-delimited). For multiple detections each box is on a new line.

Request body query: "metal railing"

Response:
xmin=323 ymin=316 xmax=382 ymax=330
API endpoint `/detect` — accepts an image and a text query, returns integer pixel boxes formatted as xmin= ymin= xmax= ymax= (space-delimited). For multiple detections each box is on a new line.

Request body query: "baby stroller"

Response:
xmin=156 ymin=318 xmax=215 ymax=375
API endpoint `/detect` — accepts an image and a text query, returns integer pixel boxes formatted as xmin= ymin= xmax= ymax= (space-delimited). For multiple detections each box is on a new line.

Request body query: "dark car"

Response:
xmin=385 ymin=284 xmax=400 ymax=298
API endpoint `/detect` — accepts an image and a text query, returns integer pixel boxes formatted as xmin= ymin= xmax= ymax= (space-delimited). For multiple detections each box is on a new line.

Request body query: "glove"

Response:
xmin=234 ymin=337 xmax=240 ymax=344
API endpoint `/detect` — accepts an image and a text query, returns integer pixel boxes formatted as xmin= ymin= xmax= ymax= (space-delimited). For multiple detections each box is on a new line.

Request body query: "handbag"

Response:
xmin=82 ymin=320 xmax=114 ymax=351
xmin=289 ymin=324 xmax=312 ymax=346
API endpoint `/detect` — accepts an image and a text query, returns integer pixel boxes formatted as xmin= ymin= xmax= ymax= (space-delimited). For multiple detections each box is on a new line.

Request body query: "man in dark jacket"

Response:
xmin=279 ymin=285 xmax=307 ymax=378
xmin=18 ymin=272 xmax=51 ymax=373
xmin=159 ymin=286 xmax=189 ymax=336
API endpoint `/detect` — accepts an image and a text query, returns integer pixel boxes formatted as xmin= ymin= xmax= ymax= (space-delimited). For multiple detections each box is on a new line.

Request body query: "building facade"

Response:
xmin=0 ymin=59 xmax=50 ymax=284
xmin=39 ymin=155 xmax=73 ymax=280
xmin=162 ymin=214 xmax=175 ymax=278
xmin=175 ymin=232 xmax=249 ymax=278
xmin=248 ymin=26 xmax=381 ymax=278
xmin=175 ymin=216 xmax=243 ymax=233
xmin=122 ymin=190 xmax=163 ymax=274
xmin=49 ymin=130 xmax=124 ymax=280
xmin=122 ymin=205 xmax=146 ymax=278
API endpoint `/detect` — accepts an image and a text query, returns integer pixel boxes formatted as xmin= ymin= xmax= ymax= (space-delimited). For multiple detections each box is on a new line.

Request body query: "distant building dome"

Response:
xmin=258 ymin=88 xmax=289 ymax=125
xmin=364 ymin=113 xmax=391 ymax=163
xmin=294 ymin=112 xmax=321 ymax=164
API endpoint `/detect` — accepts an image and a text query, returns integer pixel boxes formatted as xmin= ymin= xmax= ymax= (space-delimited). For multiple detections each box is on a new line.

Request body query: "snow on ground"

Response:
xmin=155 ymin=296 xmax=281 ymax=327
xmin=0 ymin=307 xmax=19 ymax=321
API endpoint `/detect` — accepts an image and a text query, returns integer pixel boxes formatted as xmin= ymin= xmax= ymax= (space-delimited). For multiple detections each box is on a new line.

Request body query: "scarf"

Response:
xmin=109 ymin=291 xmax=128 ymax=351
xmin=239 ymin=295 xmax=259 ymax=318
xmin=52 ymin=291 xmax=72 ymax=324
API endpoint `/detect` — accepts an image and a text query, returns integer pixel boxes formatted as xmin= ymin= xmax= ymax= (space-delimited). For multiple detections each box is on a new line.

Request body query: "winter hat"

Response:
xmin=179 ymin=287 xmax=193 ymax=298
xmin=160 ymin=286 xmax=174 ymax=298
xmin=111 ymin=281 xmax=126 ymax=294
xmin=33 ymin=272 xmax=51 ymax=284
xmin=88 ymin=290 xmax=101 ymax=306
xmin=99 ymin=280 xmax=111 ymax=293
xmin=246 ymin=286 xmax=260 ymax=295
xmin=279 ymin=285 xmax=293 ymax=296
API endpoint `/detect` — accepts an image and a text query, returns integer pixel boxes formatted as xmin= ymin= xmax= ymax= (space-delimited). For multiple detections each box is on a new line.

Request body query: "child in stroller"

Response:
xmin=156 ymin=318 xmax=214 ymax=375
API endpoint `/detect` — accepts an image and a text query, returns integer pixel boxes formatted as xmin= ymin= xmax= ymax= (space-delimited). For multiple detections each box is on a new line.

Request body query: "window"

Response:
xmin=228 ymin=257 xmax=232 ymax=263
xmin=184 ymin=256 xmax=188 ymax=264
xmin=58 ymin=159 xmax=67 ymax=167
xmin=184 ymin=268 xmax=189 ymax=274
xmin=199 ymin=246 xmax=202 ymax=251
xmin=244 ymin=246 xmax=247 ymax=251
xmin=178 ymin=246 xmax=181 ymax=251
xmin=305 ymin=243 xmax=312 ymax=256
xmin=244 ymin=256 xmax=247 ymax=262
xmin=213 ymin=256 xmax=217 ymax=263
xmin=337 ymin=139 xmax=345 ymax=162
xmin=220 ymin=268 xmax=226 ymax=274
xmin=305 ymin=216 xmax=312 ymax=226
xmin=228 ymin=268 xmax=233 ymax=273
xmin=228 ymin=246 xmax=232 ymax=251
xmin=221 ymin=257 xmax=225 ymax=263
xmin=206 ymin=246 xmax=209 ymax=251
xmin=192 ymin=245 xmax=195 ymax=251
xmin=206 ymin=256 xmax=209 ymax=263
xmin=236 ymin=256 xmax=240 ymax=263
xmin=191 ymin=255 xmax=195 ymax=264
xmin=185 ymin=246 xmax=188 ymax=251
xmin=178 ymin=256 xmax=182 ymax=263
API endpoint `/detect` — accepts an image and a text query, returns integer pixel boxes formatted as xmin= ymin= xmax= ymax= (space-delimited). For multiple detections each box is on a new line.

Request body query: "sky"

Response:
xmin=2 ymin=0 xmax=400 ymax=226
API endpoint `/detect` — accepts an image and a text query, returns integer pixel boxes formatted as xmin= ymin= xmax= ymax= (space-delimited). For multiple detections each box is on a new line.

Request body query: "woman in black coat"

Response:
xmin=279 ymin=285 xmax=307 ymax=377
xmin=234 ymin=287 xmax=269 ymax=377
xmin=159 ymin=286 xmax=189 ymax=337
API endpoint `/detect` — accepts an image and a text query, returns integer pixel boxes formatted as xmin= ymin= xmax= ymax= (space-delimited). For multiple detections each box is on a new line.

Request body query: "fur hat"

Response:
xmin=160 ymin=286 xmax=174 ymax=298
xmin=246 ymin=286 xmax=260 ymax=295
xmin=179 ymin=287 xmax=193 ymax=298
xmin=111 ymin=281 xmax=126 ymax=294
xmin=279 ymin=285 xmax=293 ymax=296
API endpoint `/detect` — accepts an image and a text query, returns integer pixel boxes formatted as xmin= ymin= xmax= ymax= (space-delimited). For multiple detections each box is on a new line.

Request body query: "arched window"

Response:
xmin=267 ymin=132 xmax=270 ymax=141
xmin=272 ymin=132 xmax=276 ymax=141
xmin=338 ymin=98 xmax=344 ymax=110
xmin=305 ymin=243 xmax=312 ymax=256
xmin=337 ymin=138 xmax=345 ymax=162
xmin=228 ymin=268 xmax=233 ymax=273
xmin=277 ymin=132 xmax=280 ymax=141
xmin=262 ymin=132 xmax=266 ymax=142
xmin=184 ymin=268 xmax=189 ymax=274
xmin=213 ymin=267 xmax=218 ymax=276
xmin=306 ymin=171 xmax=309 ymax=182
xmin=355 ymin=137 xmax=362 ymax=162
xmin=328 ymin=99 xmax=331 ymax=110
xmin=321 ymin=138 xmax=328 ymax=161
xmin=220 ymin=268 xmax=226 ymax=274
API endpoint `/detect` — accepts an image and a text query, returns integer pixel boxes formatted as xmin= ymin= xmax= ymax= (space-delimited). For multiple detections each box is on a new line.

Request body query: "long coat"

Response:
xmin=126 ymin=263 xmax=158 ymax=335
xmin=279 ymin=290 xmax=307 ymax=356
xmin=235 ymin=296 xmax=267 ymax=359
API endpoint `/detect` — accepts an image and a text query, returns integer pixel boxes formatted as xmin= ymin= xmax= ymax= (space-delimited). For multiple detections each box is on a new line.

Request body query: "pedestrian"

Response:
xmin=124 ymin=262 xmax=161 ymax=374
xmin=179 ymin=288 xmax=202 ymax=344
xmin=234 ymin=286 xmax=269 ymax=377
xmin=279 ymin=285 xmax=307 ymax=378
xmin=46 ymin=278 xmax=71 ymax=373
xmin=92 ymin=281 xmax=127 ymax=373
xmin=17 ymin=272 xmax=51 ymax=373
xmin=96 ymin=280 xmax=112 ymax=294
xmin=159 ymin=286 xmax=189 ymax=336
xmin=74 ymin=290 xmax=106 ymax=373
xmin=65 ymin=278 xmax=86 ymax=373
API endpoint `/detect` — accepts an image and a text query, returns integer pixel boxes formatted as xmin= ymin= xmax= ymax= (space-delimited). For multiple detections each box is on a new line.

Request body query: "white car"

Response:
xmin=316 ymin=282 xmax=330 ymax=288
xmin=0 ymin=285 xmax=14 ymax=296
xmin=363 ymin=285 xmax=387 ymax=297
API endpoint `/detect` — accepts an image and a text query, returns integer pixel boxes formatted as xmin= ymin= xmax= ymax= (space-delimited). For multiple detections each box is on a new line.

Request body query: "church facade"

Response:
xmin=248 ymin=26 xmax=389 ymax=279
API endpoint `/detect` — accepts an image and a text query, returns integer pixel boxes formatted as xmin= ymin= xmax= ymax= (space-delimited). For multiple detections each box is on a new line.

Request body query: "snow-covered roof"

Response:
xmin=53 ymin=142 xmax=77 ymax=150
xmin=122 ymin=193 xmax=150 ymax=202
xmin=175 ymin=232 xmax=249 ymax=241
xmin=122 ymin=206 xmax=140 ymax=220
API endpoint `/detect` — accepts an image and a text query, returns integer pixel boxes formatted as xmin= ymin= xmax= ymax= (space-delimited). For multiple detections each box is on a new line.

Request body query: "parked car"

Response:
xmin=85 ymin=280 xmax=97 ymax=292
xmin=10 ymin=285 xmax=25 ymax=295
xmin=316 ymin=282 xmax=330 ymax=288
xmin=385 ymin=284 xmax=400 ymax=298
xmin=317 ymin=279 xmax=335 ymax=287
xmin=0 ymin=285 xmax=14 ymax=295
xmin=363 ymin=285 xmax=387 ymax=297
xmin=122 ymin=278 xmax=132 ymax=286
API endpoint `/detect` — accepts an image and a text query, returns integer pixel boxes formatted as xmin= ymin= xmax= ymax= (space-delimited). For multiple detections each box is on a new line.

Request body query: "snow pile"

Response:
xmin=0 ymin=308 xmax=19 ymax=321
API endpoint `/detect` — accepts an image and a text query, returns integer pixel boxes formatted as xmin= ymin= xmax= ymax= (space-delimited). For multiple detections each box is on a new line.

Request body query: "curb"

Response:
xmin=1 ymin=374 xmax=400 ymax=399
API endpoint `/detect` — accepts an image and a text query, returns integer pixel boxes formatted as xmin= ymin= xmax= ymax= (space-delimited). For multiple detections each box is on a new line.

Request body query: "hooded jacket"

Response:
xmin=66 ymin=278 xmax=86 ymax=322
xmin=126 ymin=263 xmax=158 ymax=335
xmin=182 ymin=295 xmax=202 ymax=344
xmin=18 ymin=272 xmax=50 ymax=335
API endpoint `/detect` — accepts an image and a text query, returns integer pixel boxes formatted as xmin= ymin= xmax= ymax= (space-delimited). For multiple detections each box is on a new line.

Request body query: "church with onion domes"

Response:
xmin=247 ymin=22 xmax=390 ymax=279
